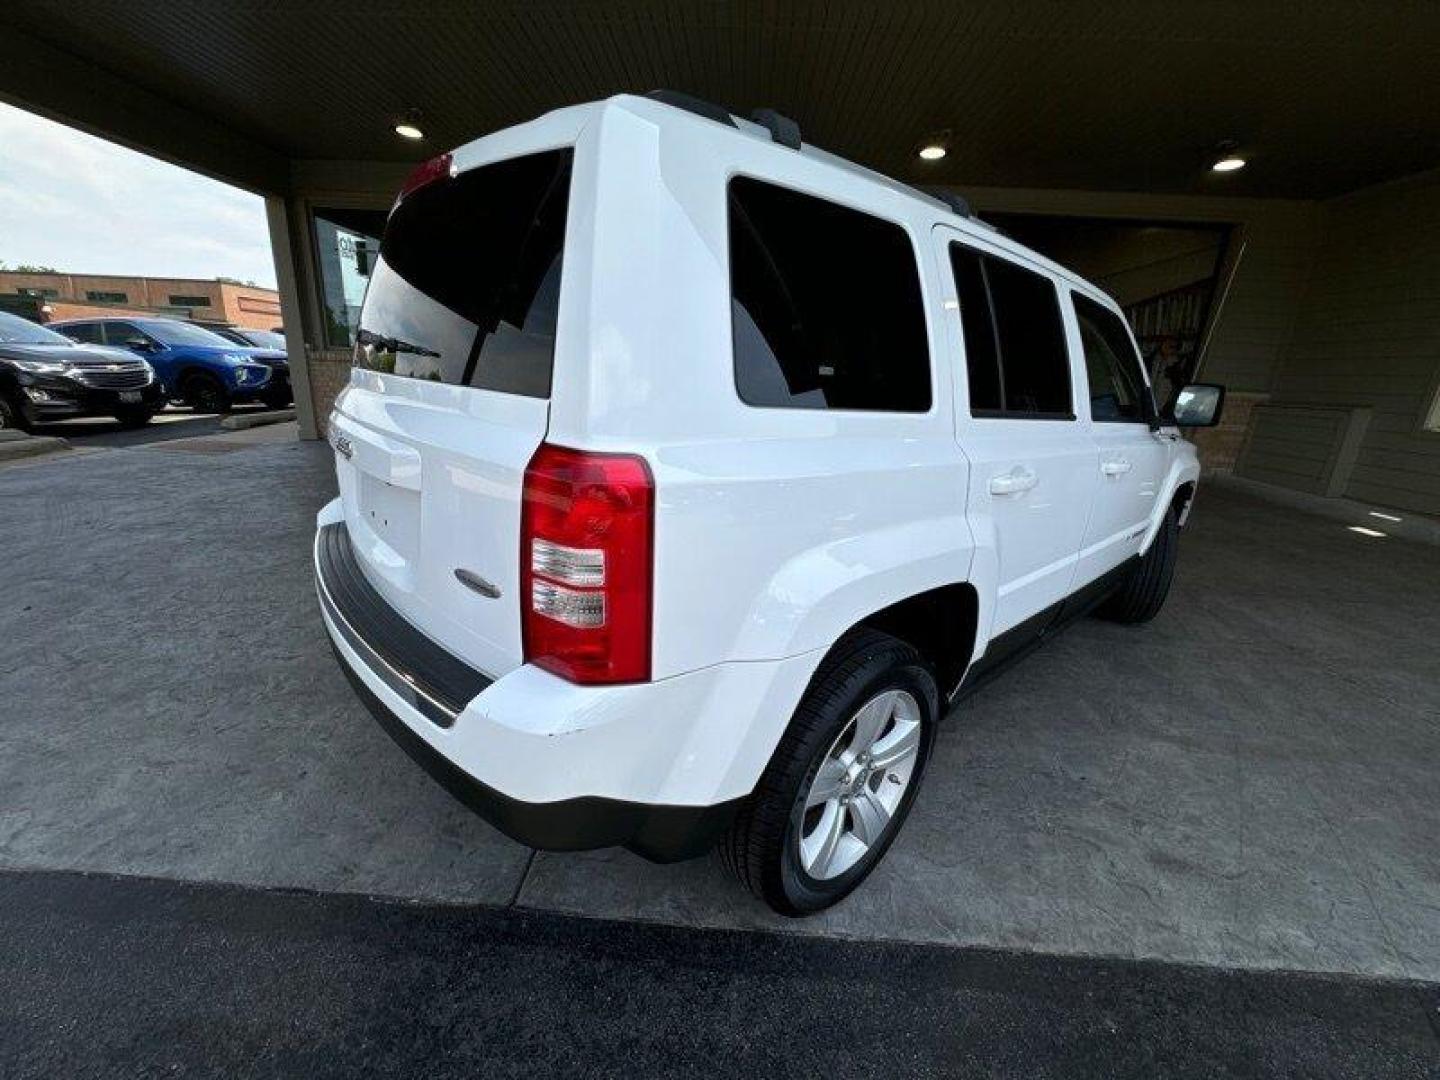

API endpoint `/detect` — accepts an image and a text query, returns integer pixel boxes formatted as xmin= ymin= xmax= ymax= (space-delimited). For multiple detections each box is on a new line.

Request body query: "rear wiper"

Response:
xmin=357 ymin=328 xmax=441 ymax=358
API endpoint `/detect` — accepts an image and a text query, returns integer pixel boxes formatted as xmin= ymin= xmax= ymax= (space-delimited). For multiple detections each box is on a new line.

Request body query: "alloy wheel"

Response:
xmin=796 ymin=689 xmax=922 ymax=880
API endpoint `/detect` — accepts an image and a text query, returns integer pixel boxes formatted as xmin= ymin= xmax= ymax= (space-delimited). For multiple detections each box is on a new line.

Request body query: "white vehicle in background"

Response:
xmin=314 ymin=92 xmax=1224 ymax=914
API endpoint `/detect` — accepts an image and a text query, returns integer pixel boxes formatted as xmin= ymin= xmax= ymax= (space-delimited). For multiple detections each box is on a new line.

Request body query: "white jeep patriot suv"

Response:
xmin=315 ymin=92 xmax=1224 ymax=914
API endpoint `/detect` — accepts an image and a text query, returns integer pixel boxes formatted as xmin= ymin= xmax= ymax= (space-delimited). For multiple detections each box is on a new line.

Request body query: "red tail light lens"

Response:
xmin=521 ymin=444 xmax=653 ymax=684
xmin=396 ymin=151 xmax=454 ymax=203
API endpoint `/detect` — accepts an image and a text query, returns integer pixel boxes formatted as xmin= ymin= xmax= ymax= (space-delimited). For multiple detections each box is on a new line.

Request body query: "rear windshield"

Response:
xmin=354 ymin=149 xmax=573 ymax=398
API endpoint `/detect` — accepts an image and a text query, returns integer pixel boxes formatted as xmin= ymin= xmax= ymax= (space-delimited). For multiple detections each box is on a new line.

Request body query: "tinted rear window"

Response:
xmin=354 ymin=149 xmax=572 ymax=398
xmin=948 ymin=243 xmax=1072 ymax=418
xmin=728 ymin=177 xmax=931 ymax=412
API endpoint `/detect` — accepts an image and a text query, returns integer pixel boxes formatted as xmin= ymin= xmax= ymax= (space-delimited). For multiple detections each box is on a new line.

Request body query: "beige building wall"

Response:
xmin=1255 ymin=169 xmax=1440 ymax=516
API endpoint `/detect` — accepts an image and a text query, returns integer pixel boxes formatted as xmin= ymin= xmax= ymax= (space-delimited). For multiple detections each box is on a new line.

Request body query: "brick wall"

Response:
xmin=1189 ymin=390 xmax=1268 ymax=474
xmin=306 ymin=349 xmax=352 ymax=433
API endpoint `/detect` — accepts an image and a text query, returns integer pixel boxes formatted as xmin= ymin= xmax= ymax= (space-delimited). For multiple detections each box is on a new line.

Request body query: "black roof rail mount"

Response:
xmin=750 ymin=108 xmax=802 ymax=150
xmin=645 ymin=90 xmax=737 ymax=129
xmin=922 ymin=187 xmax=973 ymax=219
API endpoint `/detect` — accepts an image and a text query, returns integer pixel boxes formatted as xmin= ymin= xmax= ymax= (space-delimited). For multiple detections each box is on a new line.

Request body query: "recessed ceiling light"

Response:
xmin=918 ymin=144 xmax=947 ymax=161
xmin=1210 ymin=139 xmax=1246 ymax=173
xmin=394 ymin=109 xmax=425 ymax=140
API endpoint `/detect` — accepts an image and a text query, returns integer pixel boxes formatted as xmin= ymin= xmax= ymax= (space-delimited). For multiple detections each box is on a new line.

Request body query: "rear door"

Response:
xmin=936 ymin=229 xmax=1099 ymax=641
xmin=331 ymin=148 xmax=574 ymax=679
xmin=1067 ymin=290 xmax=1170 ymax=587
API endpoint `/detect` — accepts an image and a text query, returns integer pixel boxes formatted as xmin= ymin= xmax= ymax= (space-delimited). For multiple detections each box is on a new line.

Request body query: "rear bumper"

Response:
xmin=333 ymin=649 xmax=740 ymax=860
xmin=314 ymin=505 xmax=818 ymax=861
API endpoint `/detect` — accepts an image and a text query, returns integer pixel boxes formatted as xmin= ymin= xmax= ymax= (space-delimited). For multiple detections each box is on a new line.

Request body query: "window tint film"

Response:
xmin=1073 ymin=293 xmax=1150 ymax=423
xmin=355 ymin=149 xmax=573 ymax=398
xmin=729 ymin=177 xmax=930 ymax=412
xmin=948 ymin=243 xmax=1072 ymax=418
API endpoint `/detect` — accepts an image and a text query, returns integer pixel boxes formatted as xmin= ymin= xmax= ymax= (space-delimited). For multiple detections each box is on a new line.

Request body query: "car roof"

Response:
xmin=454 ymin=93 xmax=1105 ymax=303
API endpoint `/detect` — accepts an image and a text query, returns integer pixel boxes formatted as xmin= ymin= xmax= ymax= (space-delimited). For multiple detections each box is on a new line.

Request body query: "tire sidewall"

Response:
xmin=777 ymin=656 xmax=939 ymax=913
xmin=184 ymin=373 xmax=231 ymax=413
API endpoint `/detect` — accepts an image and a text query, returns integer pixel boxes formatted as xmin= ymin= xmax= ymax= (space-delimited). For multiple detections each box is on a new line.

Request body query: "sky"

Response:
xmin=0 ymin=102 xmax=276 ymax=288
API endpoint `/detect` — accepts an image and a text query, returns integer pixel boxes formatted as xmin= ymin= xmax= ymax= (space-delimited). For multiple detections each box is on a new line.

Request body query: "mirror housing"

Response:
xmin=124 ymin=336 xmax=156 ymax=353
xmin=1165 ymin=383 xmax=1225 ymax=428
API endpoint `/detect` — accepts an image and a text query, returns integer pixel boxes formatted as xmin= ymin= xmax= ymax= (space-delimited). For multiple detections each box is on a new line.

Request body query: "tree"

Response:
xmin=0 ymin=262 xmax=57 ymax=273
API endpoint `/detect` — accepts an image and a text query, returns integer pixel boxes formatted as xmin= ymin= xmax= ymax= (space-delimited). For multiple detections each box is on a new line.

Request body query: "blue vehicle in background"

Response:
xmin=49 ymin=316 xmax=291 ymax=413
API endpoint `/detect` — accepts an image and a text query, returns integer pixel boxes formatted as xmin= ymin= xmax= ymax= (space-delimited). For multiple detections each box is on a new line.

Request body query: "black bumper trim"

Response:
xmin=316 ymin=523 xmax=491 ymax=728
xmin=333 ymin=643 xmax=742 ymax=861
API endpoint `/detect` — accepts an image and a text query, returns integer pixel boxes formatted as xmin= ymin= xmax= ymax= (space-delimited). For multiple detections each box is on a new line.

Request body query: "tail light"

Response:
xmin=521 ymin=444 xmax=653 ymax=684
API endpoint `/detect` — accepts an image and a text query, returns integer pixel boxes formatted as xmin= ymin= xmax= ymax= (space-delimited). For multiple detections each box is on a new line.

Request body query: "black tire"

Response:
xmin=182 ymin=373 xmax=232 ymax=414
xmin=112 ymin=406 xmax=156 ymax=428
xmin=719 ymin=628 xmax=939 ymax=916
xmin=0 ymin=394 xmax=31 ymax=433
xmin=261 ymin=388 xmax=292 ymax=410
xmin=1097 ymin=504 xmax=1180 ymax=624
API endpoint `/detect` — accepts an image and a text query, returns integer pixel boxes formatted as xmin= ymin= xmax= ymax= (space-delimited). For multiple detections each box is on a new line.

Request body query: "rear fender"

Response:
xmin=732 ymin=515 xmax=982 ymax=663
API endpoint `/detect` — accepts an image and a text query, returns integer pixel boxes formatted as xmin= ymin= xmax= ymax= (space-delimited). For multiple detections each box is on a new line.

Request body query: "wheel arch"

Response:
xmin=854 ymin=583 xmax=979 ymax=699
xmin=1171 ymin=480 xmax=1198 ymax=526
xmin=176 ymin=363 xmax=221 ymax=388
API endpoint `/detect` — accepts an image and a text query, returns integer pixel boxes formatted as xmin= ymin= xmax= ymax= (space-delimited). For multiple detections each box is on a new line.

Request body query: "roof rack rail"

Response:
xmin=921 ymin=187 xmax=973 ymax=219
xmin=645 ymin=90 xmax=737 ymax=129
xmin=750 ymin=108 xmax=801 ymax=150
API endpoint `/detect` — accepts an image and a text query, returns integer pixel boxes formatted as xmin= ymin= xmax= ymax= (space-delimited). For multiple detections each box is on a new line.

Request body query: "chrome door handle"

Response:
xmin=1101 ymin=459 xmax=1133 ymax=477
xmin=989 ymin=467 xmax=1038 ymax=496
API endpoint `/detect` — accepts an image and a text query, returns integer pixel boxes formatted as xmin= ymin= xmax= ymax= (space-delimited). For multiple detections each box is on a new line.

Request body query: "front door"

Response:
xmin=1066 ymin=290 xmax=1172 ymax=587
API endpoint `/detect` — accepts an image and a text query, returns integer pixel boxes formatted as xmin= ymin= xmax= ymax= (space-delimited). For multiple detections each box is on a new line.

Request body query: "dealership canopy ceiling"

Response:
xmin=4 ymin=1 xmax=1439 ymax=200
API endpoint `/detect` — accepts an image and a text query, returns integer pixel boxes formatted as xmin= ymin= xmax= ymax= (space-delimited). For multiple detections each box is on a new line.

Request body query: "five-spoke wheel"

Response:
xmin=799 ymin=689 xmax=922 ymax=880
xmin=720 ymin=629 xmax=938 ymax=916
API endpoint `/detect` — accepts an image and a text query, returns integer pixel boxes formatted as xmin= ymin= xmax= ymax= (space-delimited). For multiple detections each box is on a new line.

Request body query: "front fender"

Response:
xmin=1140 ymin=448 xmax=1201 ymax=552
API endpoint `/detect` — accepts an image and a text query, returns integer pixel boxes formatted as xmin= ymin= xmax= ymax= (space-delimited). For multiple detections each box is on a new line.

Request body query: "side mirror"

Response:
xmin=1166 ymin=383 xmax=1226 ymax=428
xmin=124 ymin=337 xmax=156 ymax=353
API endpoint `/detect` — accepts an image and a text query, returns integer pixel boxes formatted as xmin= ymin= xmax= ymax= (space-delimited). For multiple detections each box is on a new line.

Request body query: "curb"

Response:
xmin=0 ymin=434 xmax=70 ymax=463
xmin=219 ymin=409 xmax=297 ymax=431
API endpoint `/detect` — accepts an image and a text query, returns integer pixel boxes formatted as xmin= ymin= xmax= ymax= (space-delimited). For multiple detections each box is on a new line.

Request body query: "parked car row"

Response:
xmin=0 ymin=311 xmax=165 ymax=430
xmin=0 ymin=312 xmax=291 ymax=431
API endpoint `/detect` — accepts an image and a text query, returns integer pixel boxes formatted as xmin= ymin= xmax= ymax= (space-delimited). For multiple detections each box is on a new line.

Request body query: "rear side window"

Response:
xmin=1073 ymin=293 xmax=1151 ymax=423
xmin=354 ymin=149 xmax=572 ymax=398
xmin=728 ymin=177 xmax=930 ymax=412
xmin=948 ymin=244 xmax=1072 ymax=418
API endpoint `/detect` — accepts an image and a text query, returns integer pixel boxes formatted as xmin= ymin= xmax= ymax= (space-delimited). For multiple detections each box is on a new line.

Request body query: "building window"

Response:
xmin=85 ymin=290 xmax=128 ymax=303
xmin=313 ymin=207 xmax=387 ymax=349
xmin=727 ymin=177 xmax=931 ymax=413
xmin=18 ymin=287 xmax=59 ymax=299
xmin=168 ymin=294 xmax=212 ymax=307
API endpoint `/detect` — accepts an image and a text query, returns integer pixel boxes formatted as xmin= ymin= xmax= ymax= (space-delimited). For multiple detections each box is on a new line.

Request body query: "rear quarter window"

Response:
xmin=728 ymin=177 xmax=931 ymax=413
